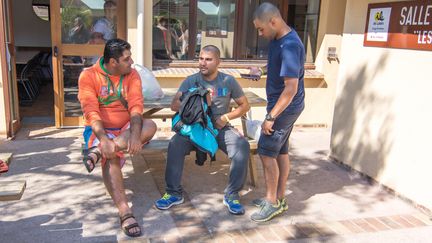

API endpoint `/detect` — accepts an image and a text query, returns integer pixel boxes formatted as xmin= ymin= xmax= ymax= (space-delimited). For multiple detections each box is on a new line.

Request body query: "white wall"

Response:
xmin=331 ymin=0 xmax=432 ymax=210
xmin=12 ymin=0 xmax=51 ymax=47
xmin=297 ymin=0 xmax=347 ymax=126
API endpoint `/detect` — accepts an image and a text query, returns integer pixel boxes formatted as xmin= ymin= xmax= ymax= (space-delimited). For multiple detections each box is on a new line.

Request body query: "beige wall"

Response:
xmin=127 ymin=0 xmax=153 ymax=69
xmin=201 ymin=32 xmax=235 ymax=58
xmin=331 ymin=0 xmax=432 ymax=210
xmin=297 ymin=0 xmax=347 ymax=126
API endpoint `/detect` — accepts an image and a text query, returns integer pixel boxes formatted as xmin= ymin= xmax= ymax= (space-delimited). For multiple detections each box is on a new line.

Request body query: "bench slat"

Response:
xmin=143 ymin=139 xmax=257 ymax=152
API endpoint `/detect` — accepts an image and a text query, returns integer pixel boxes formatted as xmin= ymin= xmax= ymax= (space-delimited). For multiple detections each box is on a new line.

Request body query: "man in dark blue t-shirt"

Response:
xmin=249 ymin=2 xmax=305 ymax=222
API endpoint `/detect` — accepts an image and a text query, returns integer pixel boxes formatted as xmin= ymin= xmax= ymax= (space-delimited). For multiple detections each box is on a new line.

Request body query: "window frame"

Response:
xmin=153 ymin=0 xmax=321 ymax=66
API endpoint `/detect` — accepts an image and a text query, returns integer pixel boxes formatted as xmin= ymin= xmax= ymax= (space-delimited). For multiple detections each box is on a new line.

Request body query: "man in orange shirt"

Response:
xmin=78 ymin=38 xmax=156 ymax=237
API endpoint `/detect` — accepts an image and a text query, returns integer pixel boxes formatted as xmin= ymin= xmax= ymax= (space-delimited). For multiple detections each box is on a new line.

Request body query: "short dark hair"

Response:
xmin=253 ymin=2 xmax=281 ymax=22
xmin=201 ymin=45 xmax=220 ymax=59
xmin=103 ymin=38 xmax=131 ymax=64
xmin=104 ymin=0 xmax=116 ymax=9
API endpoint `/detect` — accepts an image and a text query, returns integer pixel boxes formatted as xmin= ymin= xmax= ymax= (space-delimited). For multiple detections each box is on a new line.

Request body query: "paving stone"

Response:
xmin=352 ymin=218 xmax=378 ymax=232
xmin=340 ymin=220 xmax=365 ymax=233
xmin=364 ymin=217 xmax=391 ymax=231
xmin=241 ymin=228 xmax=266 ymax=242
xmin=224 ymin=231 xmax=248 ymax=243
xmin=378 ymin=217 xmax=404 ymax=229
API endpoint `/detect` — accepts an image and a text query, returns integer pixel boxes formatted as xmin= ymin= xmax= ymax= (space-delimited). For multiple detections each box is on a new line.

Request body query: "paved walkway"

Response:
xmin=0 ymin=125 xmax=431 ymax=242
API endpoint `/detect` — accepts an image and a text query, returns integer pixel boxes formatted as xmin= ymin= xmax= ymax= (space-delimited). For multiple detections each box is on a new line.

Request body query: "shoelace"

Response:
xmin=162 ymin=193 xmax=171 ymax=200
xmin=259 ymin=200 xmax=280 ymax=213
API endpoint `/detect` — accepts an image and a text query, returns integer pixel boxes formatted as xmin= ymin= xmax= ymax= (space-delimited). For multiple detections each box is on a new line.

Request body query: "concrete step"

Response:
xmin=0 ymin=180 xmax=26 ymax=201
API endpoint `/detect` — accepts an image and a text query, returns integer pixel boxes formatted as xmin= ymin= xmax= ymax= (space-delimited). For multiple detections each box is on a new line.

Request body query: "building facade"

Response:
xmin=0 ymin=0 xmax=430 ymax=211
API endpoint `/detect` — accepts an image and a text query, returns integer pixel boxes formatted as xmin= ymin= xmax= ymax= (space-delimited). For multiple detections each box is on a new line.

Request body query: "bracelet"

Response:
xmin=223 ymin=114 xmax=230 ymax=122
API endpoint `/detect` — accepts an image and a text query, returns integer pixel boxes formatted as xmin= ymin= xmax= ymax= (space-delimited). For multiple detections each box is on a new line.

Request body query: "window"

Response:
xmin=152 ymin=0 xmax=320 ymax=63
xmin=32 ymin=4 xmax=50 ymax=21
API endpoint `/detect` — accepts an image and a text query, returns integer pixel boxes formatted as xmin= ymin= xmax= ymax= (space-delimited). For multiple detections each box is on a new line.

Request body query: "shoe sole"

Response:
xmin=251 ymin=207 xmax=284 ymax=222
xmin=155 ymin=197 xmax=184 ymax=210
xmin=223 ymin=199 xmax=245 ymax=215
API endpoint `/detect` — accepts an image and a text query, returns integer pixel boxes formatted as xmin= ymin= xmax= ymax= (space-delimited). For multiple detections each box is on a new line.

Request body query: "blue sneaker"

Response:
xmin=223 ymin=195 xmax=245 ymax=215
xmin=154 ymin=193 xmax=184 ymax=210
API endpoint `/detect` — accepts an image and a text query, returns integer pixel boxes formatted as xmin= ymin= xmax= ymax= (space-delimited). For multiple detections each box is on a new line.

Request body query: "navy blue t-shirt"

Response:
xmin=266 ymin=29 xmax=305 ymax=114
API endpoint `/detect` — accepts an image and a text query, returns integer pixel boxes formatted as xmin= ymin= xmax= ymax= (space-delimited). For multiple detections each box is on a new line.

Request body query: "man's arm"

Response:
xmin=249 ymin=65 xmax=267 ymax=81
xmin=128 ymin=112 xmax=143 ymax=154
xmin=261 ymin=77 xmax=298 ymax=135
xmin=170 ymin=91 xmax=182 ymax=112
xmin=215 ymin=96 xmax=250 ymax=129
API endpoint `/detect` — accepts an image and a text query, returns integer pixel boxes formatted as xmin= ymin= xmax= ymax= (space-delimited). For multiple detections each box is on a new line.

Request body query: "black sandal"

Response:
xmin=119 ymin=213 xmax=142 ymax=237
xmin=83 ymin=146 xmax=102 ymax=173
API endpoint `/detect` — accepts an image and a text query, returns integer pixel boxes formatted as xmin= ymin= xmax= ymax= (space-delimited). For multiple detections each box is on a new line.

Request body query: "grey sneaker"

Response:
xmin=250 ymin=199 xmax=284 ymax=222
xmin=252 ymin=198 xmax=288 ymax=211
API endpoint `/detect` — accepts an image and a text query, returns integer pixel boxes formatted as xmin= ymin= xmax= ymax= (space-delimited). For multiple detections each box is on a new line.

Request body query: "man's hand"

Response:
xmin=261 ymin=120 xmax=275 ymax=135
xmin=99 ymin=137 xmax=117 ymax=159
xmin=248 ymin=66 xmax=263 ymax=81
xmin=214 ymin=116 xmax=228 ymax=129
xmin=206 ymin=88 xmax=213 ymax=104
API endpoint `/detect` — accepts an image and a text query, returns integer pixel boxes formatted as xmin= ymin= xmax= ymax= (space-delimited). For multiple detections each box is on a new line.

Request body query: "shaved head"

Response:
xmin=253 ymin=2 xmax=282 ymax=22
xmin=201 ymin=45 xmax=220 ymax=59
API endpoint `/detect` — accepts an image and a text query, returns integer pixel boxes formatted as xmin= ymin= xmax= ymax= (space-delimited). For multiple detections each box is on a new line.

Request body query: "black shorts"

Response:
xmin=257 ymin=111 xmax=301 ymax=158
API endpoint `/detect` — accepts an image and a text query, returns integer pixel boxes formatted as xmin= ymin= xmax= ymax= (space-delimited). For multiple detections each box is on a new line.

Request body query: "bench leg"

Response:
xmin=248 ymin=152 xmax=258 ymax=187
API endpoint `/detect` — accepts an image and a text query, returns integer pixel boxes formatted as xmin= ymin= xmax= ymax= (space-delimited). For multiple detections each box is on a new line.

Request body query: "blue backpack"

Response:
xmin=172 ymin=86 xmax=219 ymax=160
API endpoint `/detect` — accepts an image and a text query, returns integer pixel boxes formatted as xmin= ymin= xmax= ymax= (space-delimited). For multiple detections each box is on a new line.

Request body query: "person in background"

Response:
xmin=68 ymin=16 xmax=89 ymax=44
xmin=91 ymin=0 xmax=116 ymax=42
xmin=176 ymin=20 xmax=189 ymax=59
xmin=156 ymin=17 xmax=176 ymax=59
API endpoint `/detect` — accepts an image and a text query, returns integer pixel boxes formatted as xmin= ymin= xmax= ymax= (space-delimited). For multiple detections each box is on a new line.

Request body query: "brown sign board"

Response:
xmin=364 ymin=0 xmax=432 ymax=51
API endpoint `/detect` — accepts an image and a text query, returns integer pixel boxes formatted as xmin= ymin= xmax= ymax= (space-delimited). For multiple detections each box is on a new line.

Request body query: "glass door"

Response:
xmin=50 ymin=0 xmax=126 ymax=127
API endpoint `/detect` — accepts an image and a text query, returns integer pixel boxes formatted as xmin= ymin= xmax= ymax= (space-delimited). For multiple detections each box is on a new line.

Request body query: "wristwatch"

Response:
xmin=265 ymin=113 xmax=275 ymax=121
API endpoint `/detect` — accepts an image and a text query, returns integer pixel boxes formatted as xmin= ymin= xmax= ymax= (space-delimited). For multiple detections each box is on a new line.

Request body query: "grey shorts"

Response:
xmin=257 ymin=111 xmax=301 ymax=158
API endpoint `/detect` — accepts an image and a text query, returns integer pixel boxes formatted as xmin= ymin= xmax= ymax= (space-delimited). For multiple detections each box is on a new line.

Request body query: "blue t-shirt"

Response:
xmin=266 ymin=29 xmax=305 ymax=114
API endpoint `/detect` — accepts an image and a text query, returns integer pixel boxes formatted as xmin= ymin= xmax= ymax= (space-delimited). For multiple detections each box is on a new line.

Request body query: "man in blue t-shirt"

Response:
xmin=249 ymin=3 xmax=305 ymax=222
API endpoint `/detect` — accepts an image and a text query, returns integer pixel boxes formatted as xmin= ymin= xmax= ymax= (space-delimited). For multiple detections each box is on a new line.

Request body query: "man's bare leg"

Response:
xmin=85 ymin=119 xmax=156 ymax=168
xmin=102 ymin=157 xmax=140 ymax=235
xmin=276 ymin=153 xmax=290 ymax=200
xmin=260 ymin=154 xmax=279 ymax=204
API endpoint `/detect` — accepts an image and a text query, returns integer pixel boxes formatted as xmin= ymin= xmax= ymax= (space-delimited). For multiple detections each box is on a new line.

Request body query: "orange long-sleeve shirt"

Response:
xmin=78 ymin=58 xmax=143 ymax=128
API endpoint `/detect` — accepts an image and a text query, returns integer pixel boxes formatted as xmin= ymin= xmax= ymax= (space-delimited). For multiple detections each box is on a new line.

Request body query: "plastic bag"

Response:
xmin=134 ymin=64 xmax=164 ymax=100
xmin=245 ymin=119 xmax=262 ymax=141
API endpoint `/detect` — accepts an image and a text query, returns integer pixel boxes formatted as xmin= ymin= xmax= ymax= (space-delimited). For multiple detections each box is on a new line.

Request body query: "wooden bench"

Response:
xmin=142 ymin=138 xmax=259 ymax=187
xmin=0 ymin=153 xmax=27 ymax=201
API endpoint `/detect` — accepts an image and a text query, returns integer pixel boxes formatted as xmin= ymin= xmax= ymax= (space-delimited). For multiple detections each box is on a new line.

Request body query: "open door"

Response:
xmin=0 ymin=0 xmax=20 ymax=137
xmin=50 ymin=0 xmax=126 ymax=127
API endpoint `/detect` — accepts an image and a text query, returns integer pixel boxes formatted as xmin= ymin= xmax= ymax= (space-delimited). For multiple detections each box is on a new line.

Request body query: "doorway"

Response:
xmin=11 ymin=0 xmax=54 ymax=127
xmin=50 ymin=0 xmax=126 ymax=127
